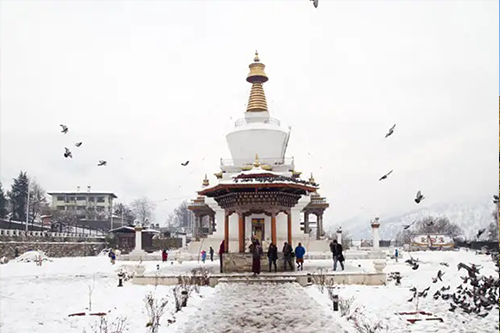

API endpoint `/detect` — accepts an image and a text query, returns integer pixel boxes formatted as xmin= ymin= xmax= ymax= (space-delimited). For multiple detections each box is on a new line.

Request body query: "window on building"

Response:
xmin=57 ymin=196 xmax=65 ymax=201
xmin=67 ymin=206 xmax=75 ymax=210
xmin=96 ymin=206 xmax=105 ymax=212
xmin=97 ymin=197 xmax=105 ymax=203
xmin=88 ymin=197 xmax=95 ymax=202
xmin=57 ymin=206 xmax=65 ymax=210
xmin=76 ymin=206 xmax=86 ymax=210
xmin=77 ymin=196 xmax=86 ymax=201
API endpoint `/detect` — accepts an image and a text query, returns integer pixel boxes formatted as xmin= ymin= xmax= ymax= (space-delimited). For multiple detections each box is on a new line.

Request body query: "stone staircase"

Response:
xmin=218 ymin=276 xmax=297 ymax=284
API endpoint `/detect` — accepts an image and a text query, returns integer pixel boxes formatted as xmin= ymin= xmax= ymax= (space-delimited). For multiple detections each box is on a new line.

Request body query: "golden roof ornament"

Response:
xmin=253 ymin=154 xmax=261 ymax=167
xmin=309 ymin=173 xmax=315 ymax=183
xmin=214 ymin=172 xmax=223 ymax=179
xmin=246 ymin=51 xmax=269 ymax=112
xmin=202 ymin=174 xmax=209 ymax=187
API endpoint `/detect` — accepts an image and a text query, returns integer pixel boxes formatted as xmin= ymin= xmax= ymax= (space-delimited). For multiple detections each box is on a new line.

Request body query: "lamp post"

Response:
xmin=25 ymin=181 xmax=30 ymax=232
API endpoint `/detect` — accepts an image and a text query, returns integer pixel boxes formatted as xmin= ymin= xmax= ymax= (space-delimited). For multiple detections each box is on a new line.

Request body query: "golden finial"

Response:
xmin=309 ymin=173 xmax=315 ymax=183
xmin=253 ymin=154 xmax=261 ymax=167
xmin=202 ymin=174 xmax=209 ymax=187
xmin=246 ymin=51 xmax=268 ymax=112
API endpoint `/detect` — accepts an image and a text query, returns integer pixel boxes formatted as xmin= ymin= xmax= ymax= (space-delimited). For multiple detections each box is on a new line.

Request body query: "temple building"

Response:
xmin=187 ymin=52 xmax=330 ymax=255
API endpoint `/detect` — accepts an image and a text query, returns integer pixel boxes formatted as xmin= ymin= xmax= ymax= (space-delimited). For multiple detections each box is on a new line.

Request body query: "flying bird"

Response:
xmin=415 ymin=191 xmax=425 ymax=204
xmin=403 ymin=221 xmax=416 ymax=230
xmin=75 ymin=142 xmax=83 ymax=147
xmin=493 ymin=194 xmax=499 ymax=203
xmin=181 ymin=161 xmax=190 ymax=166
xmin=437 ymin=270 xmax=445 ymax=281
xmin=385 ymin=124 xmax=396 ymax=138
xmin=97 ymin=160 xmax=107 ymax=166
xmin=63 ymin=147 xmax=72 ymax=158
xmin=476 ymin=228 xmax=486 ymax=239
xmin=311 ymin=0 xmax=319 ymax=8
xmin=60 ymin=124 xmax=68 ymax=134
xmin=379 ymin=170 xmax=393 ymax=181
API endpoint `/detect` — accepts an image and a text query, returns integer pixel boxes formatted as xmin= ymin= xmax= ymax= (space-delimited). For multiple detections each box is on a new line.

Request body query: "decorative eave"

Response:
xmin=198 ymin=182 xmax=318 ymax=198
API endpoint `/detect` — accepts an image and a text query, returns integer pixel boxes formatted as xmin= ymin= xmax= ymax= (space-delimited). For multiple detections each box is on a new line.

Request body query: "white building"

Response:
xmin=48 ymin=187 xmax=117 ymax=220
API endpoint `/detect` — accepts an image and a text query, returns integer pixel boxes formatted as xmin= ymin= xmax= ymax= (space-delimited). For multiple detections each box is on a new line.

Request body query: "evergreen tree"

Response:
xmin=8 ymin=171 xmax=29 ymax=221
xmin=0 ymin=182 xmax=8 ymax=218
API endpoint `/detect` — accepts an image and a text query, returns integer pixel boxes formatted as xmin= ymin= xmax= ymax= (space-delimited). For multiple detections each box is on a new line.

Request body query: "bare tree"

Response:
xmin=113 ymin=203 xmax=136 ymax=225
xmin=396 ymin=216 xmax=463 ymax=244
xmin=86 ymin=316 xmax=128 ymax=333
xmin=27 ymin=178 xmax=49 ymax=224
xmin=144 ymin=292 xmax=168 ymax=333
xmin=130 ymin=197 xmax=156 ymax=226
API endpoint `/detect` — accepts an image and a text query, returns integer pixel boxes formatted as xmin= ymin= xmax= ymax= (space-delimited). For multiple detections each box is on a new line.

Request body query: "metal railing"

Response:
xmin=234 ymin=117 xmax=281 ymax=127
xmin=220 ymin=157 xmax=294 ymax=167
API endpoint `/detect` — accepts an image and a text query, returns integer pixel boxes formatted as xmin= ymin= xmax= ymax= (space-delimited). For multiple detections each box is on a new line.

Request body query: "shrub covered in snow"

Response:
xmin=0 ymin=256 xmax=9 ymax=264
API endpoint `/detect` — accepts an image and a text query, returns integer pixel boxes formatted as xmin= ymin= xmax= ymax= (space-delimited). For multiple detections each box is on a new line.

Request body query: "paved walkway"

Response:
xmin=174 ymin=282 xmax=346 ymax=333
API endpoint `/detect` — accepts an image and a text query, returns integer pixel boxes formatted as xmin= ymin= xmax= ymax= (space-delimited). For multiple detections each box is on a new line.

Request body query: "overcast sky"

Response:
xmin=0 ymin=0 xmax=498 ymax=228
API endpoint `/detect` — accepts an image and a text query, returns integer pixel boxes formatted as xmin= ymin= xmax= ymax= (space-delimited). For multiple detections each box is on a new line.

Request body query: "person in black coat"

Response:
xmin=209 ymin=247 xmax=214 ymax=262
xmin=267 ymin=243 xmax=278 ymax=272
xmin=282 ymin=242 xmax=294 ymax=271
xmin=329 ymin=239 xmax=344 ymax=271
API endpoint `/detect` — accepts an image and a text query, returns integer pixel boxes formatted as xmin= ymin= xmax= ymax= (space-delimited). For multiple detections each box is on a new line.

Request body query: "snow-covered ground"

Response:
xmin=0 ymin=249 xmax=497 ymax=332
xmin=306 ymin=249 xmax=499 ymax=333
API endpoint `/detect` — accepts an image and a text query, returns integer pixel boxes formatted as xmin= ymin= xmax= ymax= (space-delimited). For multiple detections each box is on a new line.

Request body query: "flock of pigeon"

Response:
xmin=60 ymin=124 xmax=190 ymax=168
xmin=60 ymin=124 xmax=107 ymax=166
xmin=379 ymin=124 xmax=425 ymax=220
xmin=407 ymin=259 xmax=499 ymax=317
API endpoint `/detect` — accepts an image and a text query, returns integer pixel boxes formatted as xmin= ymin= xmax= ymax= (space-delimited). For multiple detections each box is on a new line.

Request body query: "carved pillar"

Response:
xmin=271 ymin=212 xmax=277 ymax=245
xmin=287 ymin=211 xmax=292 ymax=245
xmin=304 ymin=211 xmax=310 ymax=234
xmin=238 ymin=212 xmax=245 ymax=253
xmin=211 ymin=214 xmax=216 ymax=233
xmin=224 ymin=213 xmax=229 ymax=252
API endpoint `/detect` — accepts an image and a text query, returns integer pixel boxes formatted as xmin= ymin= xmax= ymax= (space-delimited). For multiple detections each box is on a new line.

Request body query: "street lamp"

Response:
xmin=25 ymin=181 xmax=31 ymax=232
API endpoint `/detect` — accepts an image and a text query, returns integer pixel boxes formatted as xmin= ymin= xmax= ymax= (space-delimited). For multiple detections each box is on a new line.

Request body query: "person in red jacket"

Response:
xmin=162 ymin=249 xmax=168 ymax=262
xmin=219 ymin=240 xmax=225 ymax=273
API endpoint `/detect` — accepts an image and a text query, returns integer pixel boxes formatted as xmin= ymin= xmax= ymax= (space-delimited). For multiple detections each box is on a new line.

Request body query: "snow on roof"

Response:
xmin=109 ymin=226 xmax=160 ymax=233
xmin=48 ymin=191 xmax=117 ymax=198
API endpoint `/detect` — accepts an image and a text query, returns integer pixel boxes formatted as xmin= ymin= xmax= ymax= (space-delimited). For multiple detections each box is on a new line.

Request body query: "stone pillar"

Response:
xmin=287 ymin=211 xmax=292 ymax=245
xmin=304 ymin=211 xmax=310 ymax=234
xmin=211 ymin=214 xmax=216 ymax=233
xmin=271 ymin=212 xmax=277 ymax=245
xmin=316 ymin=214 xmax=323 ymax=240
xmin=337 ymin=228 xmax=342 ymax=245
xmin=372 ymin=218 xmax=380 ymax=251
xmin=224 ymin=213 xmax=229 ymax=253
xmin=238 ymin=212 xmax=245 ymax=253
xmin=134 ymin=226 xmax=143 ymax=251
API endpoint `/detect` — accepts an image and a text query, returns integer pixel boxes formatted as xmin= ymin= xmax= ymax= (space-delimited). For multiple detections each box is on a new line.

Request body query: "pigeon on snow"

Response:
xmin=379 ymin=170 xmax=393 ymax=181
xmin=385 ymin=124 xmax=396 ymax=138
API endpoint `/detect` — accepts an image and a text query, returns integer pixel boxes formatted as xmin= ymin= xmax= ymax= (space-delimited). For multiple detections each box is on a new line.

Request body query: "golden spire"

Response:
xmin=202 ymin=174 xmax=209 ymax=187
xmin=253 ymin=154 xmax=261 ymax=167
xmin=309 ymin=173 xmax=315 ymax=183
xmin=246 ymin=51 xmax=269 ymax=112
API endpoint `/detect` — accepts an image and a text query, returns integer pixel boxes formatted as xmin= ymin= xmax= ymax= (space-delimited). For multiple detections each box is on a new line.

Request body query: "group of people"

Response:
xmin=216 ymin=238 xmax=346 ymax=274
xmin=249 ymin=240 xmax=307 ymax=275
xmin=200 ymin=247 xmax=215 ymax=263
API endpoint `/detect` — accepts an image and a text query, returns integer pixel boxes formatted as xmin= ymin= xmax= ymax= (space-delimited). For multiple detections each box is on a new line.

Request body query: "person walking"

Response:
xmin=394 ymin=248 xmax=399 ymax=262
xmin=329 ymin=239 xmax=344 ymax=271
xmin=294 ymin=242 xmax=306 ymax=271
xmin=250 ymin=240 xmax=263 ymax=276
xmin=282 ymin=242 xmax=294 ymax=271
xmin=162 ymin=249 xmax=167 ymax=262
xmin=267 ymin=242 xmax=278 ymax=272
xmin=209 ymin=247 xmax=214 ymax=262
xmin=108 ymin=249 xmax=116 ymax=265
xmin=219 ymin=240 xmax=225 ymax=273
xmin=201 ymin=250 xmax=207 ymax=263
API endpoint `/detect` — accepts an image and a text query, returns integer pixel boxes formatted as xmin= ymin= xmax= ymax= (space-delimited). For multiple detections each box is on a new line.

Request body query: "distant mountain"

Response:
xmin=340 ymin=202 xmax=496 ymax=241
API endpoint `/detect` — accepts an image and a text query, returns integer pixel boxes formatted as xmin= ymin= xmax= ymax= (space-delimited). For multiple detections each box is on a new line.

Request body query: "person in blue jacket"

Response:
xmin=294 ymin=243 xmax=306 ymax=271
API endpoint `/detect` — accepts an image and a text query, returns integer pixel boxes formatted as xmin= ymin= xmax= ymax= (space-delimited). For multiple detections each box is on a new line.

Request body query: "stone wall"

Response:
xmin=0 ymin=235 xmax=107 ymax=258
xmin=223 ymin=253 xmax=296 ymax=273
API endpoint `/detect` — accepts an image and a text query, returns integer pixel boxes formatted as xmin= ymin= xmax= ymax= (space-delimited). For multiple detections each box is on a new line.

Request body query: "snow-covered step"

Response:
xmin=217 ymin=276 xmax=297 ymax=284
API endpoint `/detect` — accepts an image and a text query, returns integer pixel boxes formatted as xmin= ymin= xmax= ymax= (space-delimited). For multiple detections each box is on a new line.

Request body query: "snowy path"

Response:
xmin=174 ymin=282 xmax=347 ymax=333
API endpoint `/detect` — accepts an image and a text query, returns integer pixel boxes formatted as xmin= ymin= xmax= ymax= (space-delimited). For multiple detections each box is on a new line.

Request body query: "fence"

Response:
xmin=0 ymin=229 xmax=106 ymax=239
